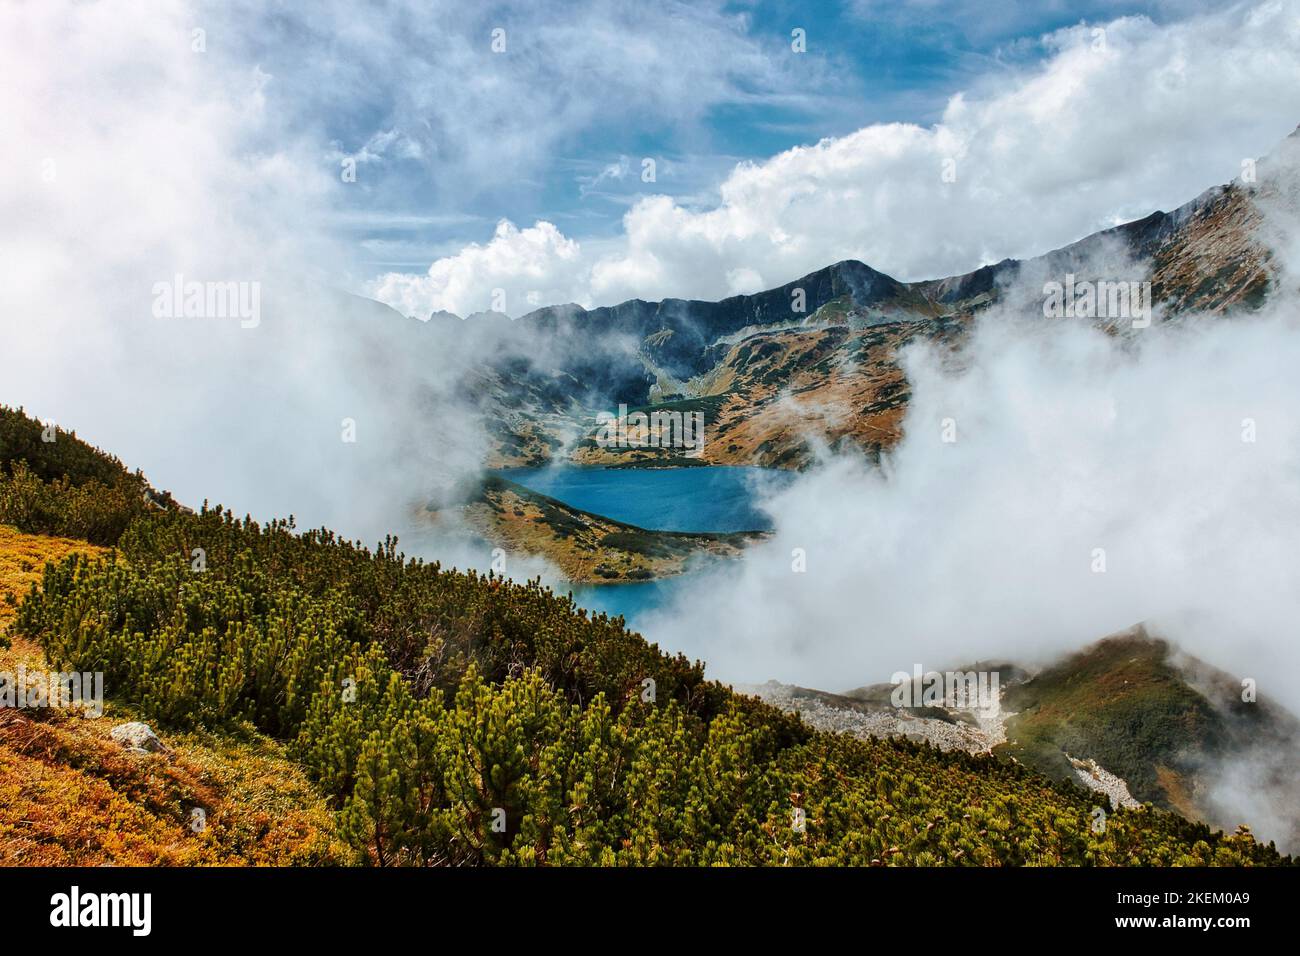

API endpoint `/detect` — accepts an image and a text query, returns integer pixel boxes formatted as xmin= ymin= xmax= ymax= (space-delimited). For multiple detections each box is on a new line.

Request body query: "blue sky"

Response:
xmin=295 ymin=0 xmax=1204 ymax=275
xmin=32 ymin=0 xmax=1288 ymax=318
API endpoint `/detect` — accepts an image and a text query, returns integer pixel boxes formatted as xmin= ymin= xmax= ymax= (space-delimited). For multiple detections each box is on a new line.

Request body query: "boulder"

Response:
xmin=110 ymin=721 xmax=167 ymax=754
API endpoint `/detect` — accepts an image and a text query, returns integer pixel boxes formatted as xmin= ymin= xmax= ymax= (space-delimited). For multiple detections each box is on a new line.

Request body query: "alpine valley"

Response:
xmin=3 ymin=127 xmax=1300 ymax=868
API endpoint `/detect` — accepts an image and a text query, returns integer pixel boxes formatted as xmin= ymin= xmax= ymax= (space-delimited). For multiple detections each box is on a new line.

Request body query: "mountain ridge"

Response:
xmin=393 ymin=127 xmax=1297 ymax=470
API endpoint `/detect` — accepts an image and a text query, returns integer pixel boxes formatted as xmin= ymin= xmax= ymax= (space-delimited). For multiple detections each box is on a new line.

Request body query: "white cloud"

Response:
xmin=0 ymin=1 xmax=483 ymax=544
xmin=2 ymin=0 xmax=827 ymax=534
xmin=371 ymin=220 xmax=586 ymax=317
xmin=374 ymin=1 xmax=1300 ymax=316
xmin=649 ymin=306 xmax=1300 ymax=710
xmin=199 ymin=0 xmax=834 ymax=238
xmin=578 ymin=157 xmax=633 ymax=199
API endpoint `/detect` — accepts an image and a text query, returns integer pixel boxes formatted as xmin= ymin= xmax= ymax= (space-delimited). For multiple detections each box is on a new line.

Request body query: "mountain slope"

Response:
xmin=0 ymin=405 xmax=1283 ymax=866
xmin=0 ymin=405 xmax=180 ymax=545
xmin=752 ymin=626 xmax=1300 ymax=852
xmin=997 ymin=628 xmax=1300 ymax=848
xmin=429 ymin=474 xmax=765 ymax=583
xmin=0 ymin=526 xmax=345 ymax=865
xmin=438 ymin=127 xmax=1299 ymax=470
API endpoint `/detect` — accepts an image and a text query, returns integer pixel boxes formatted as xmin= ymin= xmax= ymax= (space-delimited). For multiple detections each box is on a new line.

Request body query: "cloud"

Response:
xmin=3 ymin=0 xmax=751 ymax=556
xmin=634 ymin=137 xmax=1300 ymax=719
xmin=843 ymin=0 xmax=1213 ymax=45
xmin=577 ymin=157 xmax=633 ymax=199
xmin=630 ymin=183 xmax=1300 ymax=844
xmin=193 ymin=0 xmax=835 ymax=267
xmin=0 ymin=0 xmax=510 ymax=554
xmin=371 ymin=220 xmax=586 ymax=318
xmin=373 ymin=1 xmax=1300 ymax=316
xmin=646 ymin=304 xmax=1300 ymax=700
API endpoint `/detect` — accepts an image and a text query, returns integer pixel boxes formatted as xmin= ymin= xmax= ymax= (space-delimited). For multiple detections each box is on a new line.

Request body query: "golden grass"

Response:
xmin=0 ymin=523 xmax=108 ymax=636
xmin=0 ymin=525 xmax=348 ymax=866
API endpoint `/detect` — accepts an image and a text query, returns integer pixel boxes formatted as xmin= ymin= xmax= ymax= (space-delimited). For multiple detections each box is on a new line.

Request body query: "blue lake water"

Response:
xmin=497 ymin=465 xmax=792 ymax=533
xmin=567 ymin=578 xmax=683 ymax=628
xmin=499 ymin=465 xmax=792 ymax=631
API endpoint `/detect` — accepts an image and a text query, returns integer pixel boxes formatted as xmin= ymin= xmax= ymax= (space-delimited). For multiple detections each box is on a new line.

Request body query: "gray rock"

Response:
xmin=740 ymin=680 xmax=1008 ymax=755
xmin=110 ymin=721 xmax=167 ymax=754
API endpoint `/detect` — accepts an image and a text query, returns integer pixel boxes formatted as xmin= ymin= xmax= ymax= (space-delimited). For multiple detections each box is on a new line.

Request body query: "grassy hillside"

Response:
xmin=997 ymin=628 xmax=1300 ymax=845
xmin=999 ymin=633 xmax=1220 ymax=805
xmin=0 ymin=406 xmax=1288 ymax=866
xmin=0 ymin=408 xmax=134 ymax=487
xmin=436 ymin=474 xmax=762 ymax=583
xmin=0 ymin=524 xmax=108 ymax=640
xmin=0 ymin=526 xmax=344 ymax=865
xmin=0 ymin=405 xmax=177 ymax=545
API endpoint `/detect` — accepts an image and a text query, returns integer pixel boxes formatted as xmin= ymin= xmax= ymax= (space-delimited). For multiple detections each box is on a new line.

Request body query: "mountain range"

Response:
xmin=431 ymin=126 xmax=1296 ymax=472
xmin=386 ymin=126 xmax=1300 ymax=582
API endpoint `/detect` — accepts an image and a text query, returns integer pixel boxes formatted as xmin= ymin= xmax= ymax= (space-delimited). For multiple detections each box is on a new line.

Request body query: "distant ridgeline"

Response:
xmin=458 ymin=135 xmax=1290 ymax=470
xmin=0 ymin=405 xmax=1287 ymax=865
